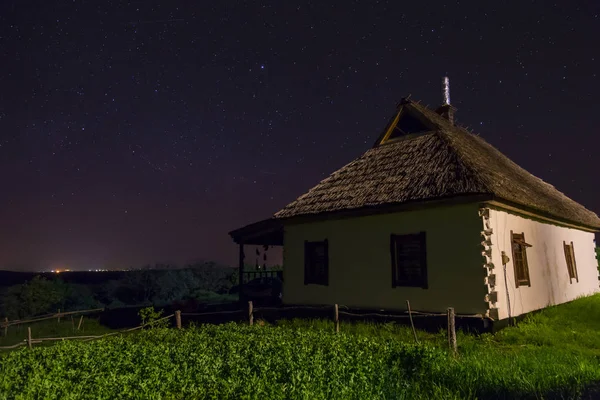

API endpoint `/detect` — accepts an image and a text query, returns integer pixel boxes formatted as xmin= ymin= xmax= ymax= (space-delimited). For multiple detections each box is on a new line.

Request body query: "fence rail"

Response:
xmin=0 ymin=314 xmax=175 ymax=350
xmin=1 ymin=308 xmax=105 ymax=328
xmin=1 ymin=301 xmax=484 ymax=354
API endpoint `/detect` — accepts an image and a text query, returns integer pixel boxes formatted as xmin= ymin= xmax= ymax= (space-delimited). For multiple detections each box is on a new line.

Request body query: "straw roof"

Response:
xmin=273 ymin=99 xmax=600 ymax=229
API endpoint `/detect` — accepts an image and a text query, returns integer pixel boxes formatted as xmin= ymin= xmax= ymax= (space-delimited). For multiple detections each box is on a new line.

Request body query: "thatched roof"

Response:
xmin=273 ymin=99 xmax=600 ymax=230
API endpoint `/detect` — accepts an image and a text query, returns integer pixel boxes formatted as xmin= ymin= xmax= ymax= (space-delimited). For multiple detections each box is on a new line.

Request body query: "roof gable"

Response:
xmin=374 ymin=103 xmax=436 ymax=145
xmin=274 ymin=99 xmax=600 ymax=229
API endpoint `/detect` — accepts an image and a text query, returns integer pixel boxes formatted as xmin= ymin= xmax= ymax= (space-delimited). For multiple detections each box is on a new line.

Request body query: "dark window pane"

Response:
xmin=304 ymin=240 xmax=328 ymax=286
xmin=391 ymin=233 xmax=427 ymax=288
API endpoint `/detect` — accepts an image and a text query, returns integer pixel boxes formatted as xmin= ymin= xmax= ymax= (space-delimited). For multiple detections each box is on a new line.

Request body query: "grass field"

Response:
xmin=1 ymin=294 xmax=599 ymax=399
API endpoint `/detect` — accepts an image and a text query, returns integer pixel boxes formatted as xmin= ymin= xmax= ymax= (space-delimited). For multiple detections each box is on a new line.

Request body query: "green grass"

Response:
xmin=0 ymin=317 xmax=115 ymax=349
xmin=0 ymin=295 xmax=599 ymax=399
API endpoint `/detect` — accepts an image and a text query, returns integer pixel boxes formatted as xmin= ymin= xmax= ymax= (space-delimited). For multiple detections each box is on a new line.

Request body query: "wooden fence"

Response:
xmin=1 ymin=308 xmax=105 ymax=335
xmin=182 ymin=300 xmax=470 ymax=353
xmin=1 ymin=301 xmax=474 ymax=354
xmin=0 ymin=314 xmax=174 ymax=350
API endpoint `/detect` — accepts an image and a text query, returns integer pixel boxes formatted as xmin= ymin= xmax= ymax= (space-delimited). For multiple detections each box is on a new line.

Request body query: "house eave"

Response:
xmin=483 ymin=199 xmax=600 ymax=233
xmin=276 ymin=193 xmax=494 ymax=226
xmin=228 ymin=218 xmax=284 ymax=246
xmin=229 ymin=195 xmax=599 ymax=245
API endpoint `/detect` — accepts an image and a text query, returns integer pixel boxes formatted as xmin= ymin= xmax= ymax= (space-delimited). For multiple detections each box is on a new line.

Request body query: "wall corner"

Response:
xmin=480 ymin=207 xmax=499 ymax=320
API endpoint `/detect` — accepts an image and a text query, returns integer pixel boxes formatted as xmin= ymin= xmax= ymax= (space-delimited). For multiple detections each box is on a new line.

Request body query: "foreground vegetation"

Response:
xmin=1 ymin=295 xmax=599 ymax=399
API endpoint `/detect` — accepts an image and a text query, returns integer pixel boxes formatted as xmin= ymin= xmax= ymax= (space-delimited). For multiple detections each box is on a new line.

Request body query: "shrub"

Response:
xmin=137 ymin=307 xmax=169 ymax=329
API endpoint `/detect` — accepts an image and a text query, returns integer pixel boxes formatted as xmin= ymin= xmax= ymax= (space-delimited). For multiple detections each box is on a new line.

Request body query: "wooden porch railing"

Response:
xmin=242 ymin=270 xmax=283 ymax=283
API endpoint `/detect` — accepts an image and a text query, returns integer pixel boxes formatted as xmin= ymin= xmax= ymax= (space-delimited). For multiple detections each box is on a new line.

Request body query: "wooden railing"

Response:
xmin=242 ymin=270 xmax=282 ymax=283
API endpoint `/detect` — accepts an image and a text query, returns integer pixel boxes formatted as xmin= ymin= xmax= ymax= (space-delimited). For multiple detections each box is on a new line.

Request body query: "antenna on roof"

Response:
xmin=443 ymin=76 xmax=451 ymax=105
xmin=436 ymin=76 xmax=456 ymax=125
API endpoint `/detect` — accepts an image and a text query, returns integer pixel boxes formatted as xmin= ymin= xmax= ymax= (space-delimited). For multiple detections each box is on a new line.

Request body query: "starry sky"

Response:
xmin=1 ymin=1 xmax=599 ymax=271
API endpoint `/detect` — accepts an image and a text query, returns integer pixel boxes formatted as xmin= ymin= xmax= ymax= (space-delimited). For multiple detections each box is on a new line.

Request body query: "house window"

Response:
xmin=511 ymin=231 xmax=532 ymax=288
xmin=390 ymin=232 xmax=428 ymax=288
xmin=563 ymin=241 xmax=578 ymax=283
xmin=304 ymin=240 xmax=328 ymax=285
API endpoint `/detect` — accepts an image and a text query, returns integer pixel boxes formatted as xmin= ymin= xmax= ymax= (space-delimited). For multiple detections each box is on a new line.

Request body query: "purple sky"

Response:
xmin=1 ymin=1 xmax=598 ymax=270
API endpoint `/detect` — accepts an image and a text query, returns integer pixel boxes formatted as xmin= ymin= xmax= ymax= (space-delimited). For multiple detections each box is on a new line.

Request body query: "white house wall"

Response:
xmin=282 ymin=203 xmax=488 ymax=314
xmin=485 ymin=207 xmax=599 ymax=320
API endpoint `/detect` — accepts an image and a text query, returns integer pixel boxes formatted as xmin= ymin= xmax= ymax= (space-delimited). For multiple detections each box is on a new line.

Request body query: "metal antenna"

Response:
xmin=443 ymin=76 xmax=451 ymax=105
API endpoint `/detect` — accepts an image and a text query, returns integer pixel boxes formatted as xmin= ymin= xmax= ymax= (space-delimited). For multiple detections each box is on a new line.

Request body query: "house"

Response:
xmin=229 ymin=82 xmax=600 ymax=322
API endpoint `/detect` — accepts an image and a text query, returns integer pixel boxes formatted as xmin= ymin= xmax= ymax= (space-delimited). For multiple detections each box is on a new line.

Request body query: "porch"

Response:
xmin=228 ymin=218 xmax=284 ymax=303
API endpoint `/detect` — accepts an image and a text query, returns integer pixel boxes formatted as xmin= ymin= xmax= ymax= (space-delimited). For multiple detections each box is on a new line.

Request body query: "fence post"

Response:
xmin=447 ymin=307 xmax=457 ymax=354
xmin=27 ymin=327 xmax=32 ymax=349
xmin=71 ymin=316 xmax=75 ymax=332
xmin=406 ymin=300 xmax=418 ymax=344
xmin=334 ymin=304 xmax=339 ymax=333
xmin=175 ymin=310 xmax=182 ymax=329
xmin=248 ymin=301 xmax=254 ymax=326
xmin=3 ymin=317 xmax=7 ymax=337
xmin=77 ymin=315 xmax=84 ymax=331
xmin=57 ymin=309 xmax=61 ymax=324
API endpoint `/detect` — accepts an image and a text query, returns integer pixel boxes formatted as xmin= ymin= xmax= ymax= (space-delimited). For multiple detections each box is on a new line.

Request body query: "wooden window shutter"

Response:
xmin=419 ymin=231 xmax=428 ymax=289
xmin=511 ymin=231 xmax=531 ymax=288
xmin=564 ymin=241 xmax=579 ymax=283
xmin=390 ymin=234 xmax=397 ymax=288
xmin=323 ymin=239 xmax=329 ymax=286
xmin=303 ymin=240 xmax=309 ymax=285
xmin=571 ymin=242 xmax=578 ymax=283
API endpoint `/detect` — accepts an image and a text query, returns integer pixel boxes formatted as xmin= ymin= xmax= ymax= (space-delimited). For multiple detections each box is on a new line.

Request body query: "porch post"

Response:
xmin=238 ymin=242 xmax=245 ymax=304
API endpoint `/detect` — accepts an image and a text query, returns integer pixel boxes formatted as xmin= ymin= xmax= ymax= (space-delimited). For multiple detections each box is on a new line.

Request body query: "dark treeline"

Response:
xmin=0 ymin=262 xmax=239 ymax=320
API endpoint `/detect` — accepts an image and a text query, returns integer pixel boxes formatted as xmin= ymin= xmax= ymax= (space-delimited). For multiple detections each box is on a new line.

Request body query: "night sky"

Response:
xmin=1 ymin=1 xmax=599 ymax=271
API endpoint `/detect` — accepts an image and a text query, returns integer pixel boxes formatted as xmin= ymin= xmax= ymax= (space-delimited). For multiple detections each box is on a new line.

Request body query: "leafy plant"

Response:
xmin=138 ymin=306 xmax=169 ymax=329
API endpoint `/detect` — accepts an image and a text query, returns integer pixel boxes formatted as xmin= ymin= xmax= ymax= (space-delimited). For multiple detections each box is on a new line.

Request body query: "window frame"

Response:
xmin=390 ymin=232 xmax=428 ymax=289
xmin=563 ymin=241 xmax=579 ymax=283
xmin=304 ymin=239 xmax=329 ymax=286
xmin=511 ymin=231 xmax=532 ymax=288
